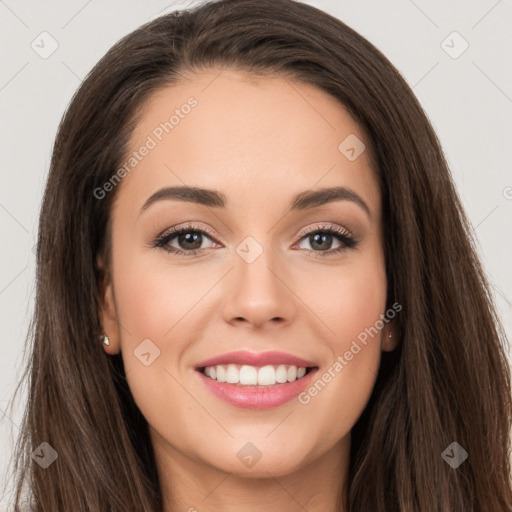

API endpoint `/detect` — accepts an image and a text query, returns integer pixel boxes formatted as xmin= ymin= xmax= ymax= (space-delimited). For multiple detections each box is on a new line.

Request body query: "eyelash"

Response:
xmin=152 ymin=223 xmax=358 ymax=258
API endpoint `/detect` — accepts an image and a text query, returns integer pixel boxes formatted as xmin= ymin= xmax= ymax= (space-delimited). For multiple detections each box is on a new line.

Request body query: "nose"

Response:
xmin=221 ymin=244 xmax=296 ymax=330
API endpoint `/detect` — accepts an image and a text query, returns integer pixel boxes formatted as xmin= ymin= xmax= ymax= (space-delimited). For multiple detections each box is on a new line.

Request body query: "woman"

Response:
xmin=6 ymin=0 xmax=512 ymax=510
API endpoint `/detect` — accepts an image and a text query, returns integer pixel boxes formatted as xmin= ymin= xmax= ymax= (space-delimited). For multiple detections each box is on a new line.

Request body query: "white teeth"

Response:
xmin=239 ymin=365 xmax=258 ymax=385
xmin=205 ymin=366 xmax=216 ymax=379
xmin=226 ymin=364 xmax=239 ymax=384
xmin=216 ymin=365 xmax=226 ymax=382
xmin=275 ymin=364 xmax=288 ymax=383
xmin=287 ymin=365 xmax=297 ymax=382
xmin=258 ymin=365 xmax=276 ymax=385
xmin=201 ymin=364 xmax=311 ymax=386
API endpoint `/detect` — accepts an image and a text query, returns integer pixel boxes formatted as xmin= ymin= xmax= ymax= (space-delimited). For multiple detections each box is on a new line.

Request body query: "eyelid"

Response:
xmin=152 ymin=221 xmax=358 ymax=256
xmin=295 ymin=223 xmax=354 ymax=241
xmin=155 ymin=223 xmax=223 ymax=246
xmin=154 ymin=223 xmax=353 ymax=244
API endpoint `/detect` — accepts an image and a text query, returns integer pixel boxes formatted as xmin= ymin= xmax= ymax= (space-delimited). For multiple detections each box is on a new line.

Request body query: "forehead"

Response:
xmin=113 ymin=68 xmax=380 ymax=219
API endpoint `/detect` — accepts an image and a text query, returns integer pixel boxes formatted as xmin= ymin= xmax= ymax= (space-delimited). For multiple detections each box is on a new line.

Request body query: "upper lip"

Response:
xmin=194 ymin=350 xmax=318 ymax=369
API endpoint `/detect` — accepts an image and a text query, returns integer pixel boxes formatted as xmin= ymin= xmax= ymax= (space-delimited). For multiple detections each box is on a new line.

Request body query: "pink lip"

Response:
xmin=197 ymin=368 xmax=319 ymax=409
xmin=194 ymin=350 xmax=317 ymax=369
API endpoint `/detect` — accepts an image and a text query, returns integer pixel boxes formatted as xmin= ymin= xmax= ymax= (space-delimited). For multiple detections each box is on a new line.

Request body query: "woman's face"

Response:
xmin=99 ymin=69 xmax=396 ymax=481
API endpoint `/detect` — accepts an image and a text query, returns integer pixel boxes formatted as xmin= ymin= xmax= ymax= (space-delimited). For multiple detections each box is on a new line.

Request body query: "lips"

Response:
xmin=197 ymin=367 xmax=319 ymax=409
xmin=194 ymin=350 xmax=317 ymax=370
xmin=193 ymin=350 xmax=319 ymax=409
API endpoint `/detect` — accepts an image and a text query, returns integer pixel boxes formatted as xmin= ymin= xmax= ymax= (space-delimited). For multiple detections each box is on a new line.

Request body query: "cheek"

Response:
xmin=110 ymin=246 xmax=203 ymax=401
xmin=330 ymin=256 xmax=387 ymax=381
xmin=111 ymin=255 xmax=202 ymax=436
xmin=291 ymin=250 xmax=386 ymax=438
xmin=332 ymin=265 xmax=386 ymax=342
xmin=301 ymin=247 xmax=387 ymax=348
xmin=113 ymin=244 xmax=211 ymax=342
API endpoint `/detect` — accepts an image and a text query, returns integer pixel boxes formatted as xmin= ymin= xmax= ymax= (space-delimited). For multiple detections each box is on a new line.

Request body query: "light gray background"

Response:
xmin=1 ymin=0 xmax=511 ymax=507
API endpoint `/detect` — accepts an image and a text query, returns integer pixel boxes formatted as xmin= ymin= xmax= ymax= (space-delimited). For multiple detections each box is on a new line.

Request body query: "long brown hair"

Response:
xmin=5 ymin=0 xmax=511 ymax=510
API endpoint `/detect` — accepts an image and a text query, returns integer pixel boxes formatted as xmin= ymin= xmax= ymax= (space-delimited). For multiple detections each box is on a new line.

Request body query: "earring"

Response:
xmin=389 ymin=332 xmax=393 ymax=338
xmin=101 ymin=334 xmax=110 ymax=346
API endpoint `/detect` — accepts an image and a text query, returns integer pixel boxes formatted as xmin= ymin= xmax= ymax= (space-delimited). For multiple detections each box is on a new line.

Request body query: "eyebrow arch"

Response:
xmin=139 ymin=185 xmax=371 ymax=218
xmin=289 ymin=186 xmax=371 ymax=218
xmin=140 ymin=186 xmax=227 ymax=214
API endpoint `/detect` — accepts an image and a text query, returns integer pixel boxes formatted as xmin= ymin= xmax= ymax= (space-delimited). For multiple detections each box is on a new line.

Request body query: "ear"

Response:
xmin=381 ymin=321 xmax=398 ymax=352
xmin=97 ymin=254 xmax=121 ymax=355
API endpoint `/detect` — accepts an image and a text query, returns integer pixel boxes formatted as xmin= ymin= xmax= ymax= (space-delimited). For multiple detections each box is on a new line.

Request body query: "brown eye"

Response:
xmin=153 ymin=224 xmax=220 ymax=256
xmin=295 ymin=225 xmax=358 ymax=257
xmin=307 ymin=232 xmax=336 ymax=251
xmin=174 ymin=231 xmax=204 ymax=251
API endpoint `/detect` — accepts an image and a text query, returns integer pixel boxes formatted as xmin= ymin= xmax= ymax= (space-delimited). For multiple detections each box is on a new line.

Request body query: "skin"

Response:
xmin=98 ymin=68 xmax=397 ymax=512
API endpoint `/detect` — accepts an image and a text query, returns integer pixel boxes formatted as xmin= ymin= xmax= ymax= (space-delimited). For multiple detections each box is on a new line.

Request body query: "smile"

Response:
xmin=195 ymin=364 xmax=319 ymax=410
xmin=200 ymin=363 xmax=313 ymax=386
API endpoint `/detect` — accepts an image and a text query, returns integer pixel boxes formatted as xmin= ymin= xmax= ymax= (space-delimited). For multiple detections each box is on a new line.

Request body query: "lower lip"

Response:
xmin=196 ymin=368 xmax=318 ymax=409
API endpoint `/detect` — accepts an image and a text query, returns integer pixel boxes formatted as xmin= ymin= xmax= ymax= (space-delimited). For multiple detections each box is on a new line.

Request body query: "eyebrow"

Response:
xmin=139 ymin=185 xmax=371 ymax=218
